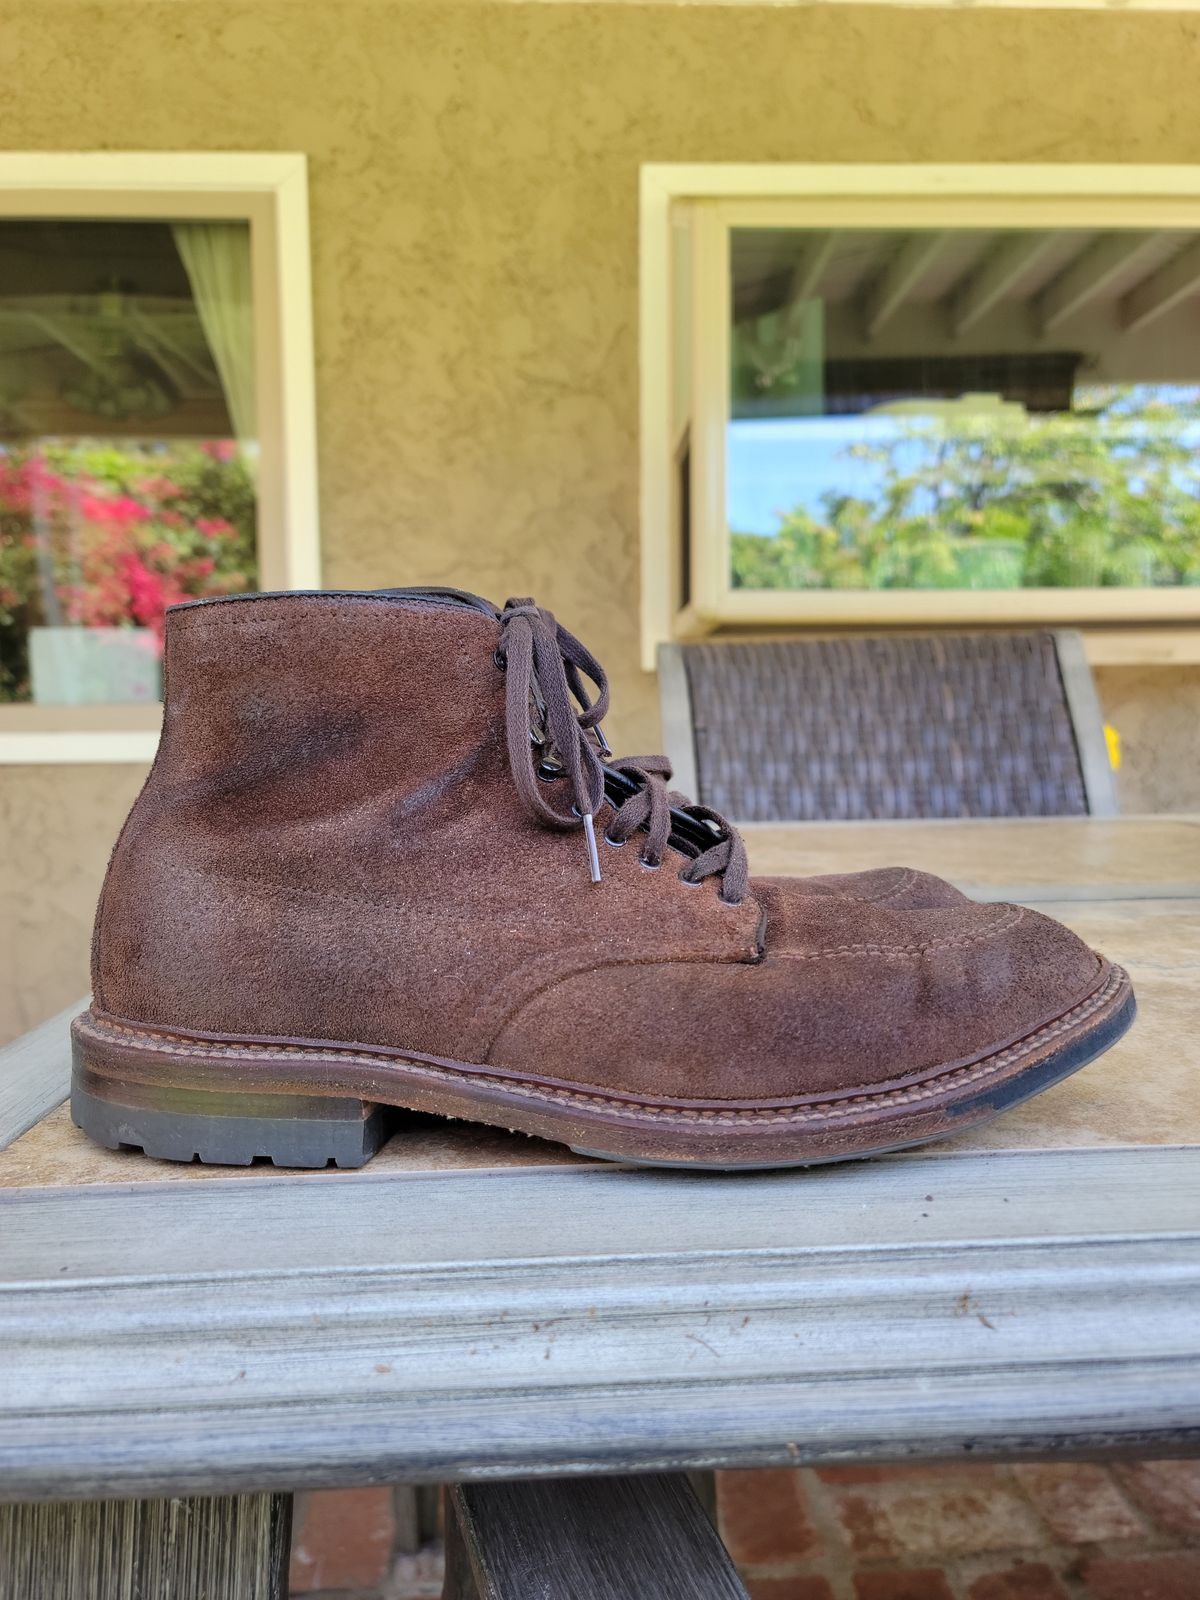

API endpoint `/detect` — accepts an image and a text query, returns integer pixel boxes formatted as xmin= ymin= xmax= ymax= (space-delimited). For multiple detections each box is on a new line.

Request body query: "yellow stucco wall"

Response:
xmin=3 ymin=0 xmax=1200 ymax=1040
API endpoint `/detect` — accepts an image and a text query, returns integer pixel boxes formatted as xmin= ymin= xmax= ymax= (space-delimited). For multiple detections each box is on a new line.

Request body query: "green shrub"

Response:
xmin=0 ymin=440 xmax=257 ymax=701
xmin=731 ymin=386 xmax=1200 ymax=593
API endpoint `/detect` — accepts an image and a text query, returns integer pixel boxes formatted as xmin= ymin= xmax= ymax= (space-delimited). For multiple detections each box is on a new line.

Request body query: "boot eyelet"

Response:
xmin=639 ymin=855 xmax=661 ymax=871
xmin=719 ymin=892 xmax=743 ymax=908
xmin=604 ymin=831 xmax=625 ymax=847
xmin=494 ymin=647 xmax=507 ymax=671
xmin=677 ymin=872 xmax=703 ymax=888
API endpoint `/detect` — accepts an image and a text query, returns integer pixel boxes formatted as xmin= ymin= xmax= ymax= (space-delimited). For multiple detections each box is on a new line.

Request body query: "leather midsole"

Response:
xmin=74 ymin=963 xmax=1131 ymax=1126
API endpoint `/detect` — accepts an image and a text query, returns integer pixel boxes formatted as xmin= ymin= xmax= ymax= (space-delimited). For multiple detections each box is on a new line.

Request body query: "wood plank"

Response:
xmin=0 ymin=1000 xmax=78 ymax=1152
xmin=6 ymin=1145 xmax=1197 ymax=1278
xmin=1 ymin=1147 xmax=1197 ymax=1498
xmin=445 ymin=1476 xmax=748 ymax=1600
xmin=0 ymin=1493 xmax=290 ymax=1600
xmin=1083 ymin=628 xmax=1200 ymax=667
xmin=741 ymin=816 xmax=1200 ymax=900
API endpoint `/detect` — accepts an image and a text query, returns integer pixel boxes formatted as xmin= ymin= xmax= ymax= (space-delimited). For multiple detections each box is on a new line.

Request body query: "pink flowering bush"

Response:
xmin=0 ymin=441 xmax=257 ymax=700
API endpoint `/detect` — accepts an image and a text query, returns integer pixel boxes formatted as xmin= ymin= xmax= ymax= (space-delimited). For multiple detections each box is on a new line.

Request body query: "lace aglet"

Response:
xmin=582 ymin=811 xmax=602 ymax=883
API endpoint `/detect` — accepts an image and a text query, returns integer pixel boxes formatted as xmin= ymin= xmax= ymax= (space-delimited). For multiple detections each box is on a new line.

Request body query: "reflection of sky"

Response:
xmin=728 ymin=417 xmax=897 ymax=535
xmin=727 ymin=389 xmax=1200 ymax=538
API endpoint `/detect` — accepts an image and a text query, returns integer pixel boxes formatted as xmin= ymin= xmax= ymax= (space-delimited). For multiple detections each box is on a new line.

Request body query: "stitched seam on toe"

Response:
xmin=777 ymin=903 xmax=1024 ymax=961
xmin=479 ymin=901 xmax=1020 ymax=1057
xmin=857 ymin=867 xmax=917 ymax=904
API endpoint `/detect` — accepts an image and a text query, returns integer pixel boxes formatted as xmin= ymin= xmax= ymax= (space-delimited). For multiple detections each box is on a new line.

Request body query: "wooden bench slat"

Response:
xmin=0 ymin=1493 xmax=290 ymax=1600
xmin=445 ymin=1476 xmax=747 ymax=1600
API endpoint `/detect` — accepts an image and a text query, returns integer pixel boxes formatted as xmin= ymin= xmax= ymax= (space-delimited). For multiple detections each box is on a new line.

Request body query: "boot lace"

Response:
xmin=496 ymin=598 xmax=749 ymax=906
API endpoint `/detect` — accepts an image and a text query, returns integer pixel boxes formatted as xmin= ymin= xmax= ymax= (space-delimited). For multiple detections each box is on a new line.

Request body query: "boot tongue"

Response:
xmin=600 ymin=763 xmax=731 ymax=862
xmin=374 ymin=585 xmax=498 ymax=618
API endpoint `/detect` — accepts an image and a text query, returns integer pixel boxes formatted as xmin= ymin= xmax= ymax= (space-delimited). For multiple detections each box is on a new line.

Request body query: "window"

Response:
xmin=0 ymin=154 xmax=318 ymax=761
xmin=640 ymin=166 xmax=1200 ymax=667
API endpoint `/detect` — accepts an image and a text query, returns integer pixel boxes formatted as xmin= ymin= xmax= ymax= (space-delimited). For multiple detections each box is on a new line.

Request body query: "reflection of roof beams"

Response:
xmin=0 ymin=298 xmax=218 ymax=399
xmin=787 ymin=232 xmax=837 ymax=305
xmin=862 ymin=233 xmax=950 ymax=339
xmin=1120 ymin=238 xmax=1200 ymax=334
xmin=126 ymin=306 xmax=216 ymax=391
xmin=23 ymin=310 xmax=107 ymax=374
xmin=1036 ymin=234 xmax=1159 ymax=333
xmin=949 ymin=234 xmax=1057 ymax=337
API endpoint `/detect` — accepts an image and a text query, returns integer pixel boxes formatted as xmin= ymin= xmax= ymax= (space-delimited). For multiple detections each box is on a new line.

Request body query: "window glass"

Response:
xmin=727 ymin=227 xmax=1200 ymax=594
xmin=0 ymin=220 xmax=258 ymax=705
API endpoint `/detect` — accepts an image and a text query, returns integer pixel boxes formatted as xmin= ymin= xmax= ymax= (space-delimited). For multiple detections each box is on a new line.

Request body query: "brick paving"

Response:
xmin=288 ymin=1459 xmax=1200 ymax=1599
xmin=290 ymin=1488 xmax=398 ymax=1593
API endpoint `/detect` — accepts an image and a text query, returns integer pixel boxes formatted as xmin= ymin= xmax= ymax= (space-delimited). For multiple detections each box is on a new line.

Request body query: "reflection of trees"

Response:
xmin=730 ymin=387 xmax=1200 ymax=592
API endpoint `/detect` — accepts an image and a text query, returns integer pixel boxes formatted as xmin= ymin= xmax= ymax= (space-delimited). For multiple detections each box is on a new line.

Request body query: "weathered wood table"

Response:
xmin=2 ymin=816 xmax=1198 ymax=1597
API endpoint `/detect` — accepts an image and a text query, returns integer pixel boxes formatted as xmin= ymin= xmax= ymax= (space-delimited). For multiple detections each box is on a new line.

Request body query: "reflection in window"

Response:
xmin=727 ymin=228 xmax=1200 ymax=594
xmin=0 ymin=220 xmax=258 ymax=704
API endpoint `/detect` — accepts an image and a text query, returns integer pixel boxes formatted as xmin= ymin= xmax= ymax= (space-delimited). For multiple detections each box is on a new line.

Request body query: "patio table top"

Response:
xmin=2 ymin=814 xmax=1198 ymax=1502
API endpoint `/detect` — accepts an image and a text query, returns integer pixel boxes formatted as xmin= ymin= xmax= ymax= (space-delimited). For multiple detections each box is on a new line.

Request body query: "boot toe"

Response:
xmin=755 ymin=867 xmax=971 ymax=930
xmin=481 ymin=891 xmax=1127 ymax=1166
xmin=488 ymin=895 xmax=1107 ymax=1106
xmin=749 ymin=895 xmax=1107 ymax=1102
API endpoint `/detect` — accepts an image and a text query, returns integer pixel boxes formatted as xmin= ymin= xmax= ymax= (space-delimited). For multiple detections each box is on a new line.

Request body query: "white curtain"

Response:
xmin=172 ymin=222 xmax=256 ymax=444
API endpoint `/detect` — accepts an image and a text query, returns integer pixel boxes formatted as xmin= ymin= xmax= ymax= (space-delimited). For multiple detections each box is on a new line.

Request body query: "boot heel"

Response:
xmin=70 ymin=1060 xmax=393 ymax=1170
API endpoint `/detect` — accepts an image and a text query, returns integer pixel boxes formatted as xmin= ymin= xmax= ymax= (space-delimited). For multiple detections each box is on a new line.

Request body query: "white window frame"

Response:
xmin=639 ymin=163 xmax=1200 ymax=670
xmin=0 ymin=152 xmax=320 ymax=762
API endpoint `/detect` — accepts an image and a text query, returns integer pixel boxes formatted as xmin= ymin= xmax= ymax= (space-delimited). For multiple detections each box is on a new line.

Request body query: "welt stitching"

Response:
xmin=82 ymin=966 xmax=1121 ymax=1128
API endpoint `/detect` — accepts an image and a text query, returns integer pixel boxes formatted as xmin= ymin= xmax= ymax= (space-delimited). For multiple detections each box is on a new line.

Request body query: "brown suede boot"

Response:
xmin=71 ymin=589 xmax=1134 ymax=1169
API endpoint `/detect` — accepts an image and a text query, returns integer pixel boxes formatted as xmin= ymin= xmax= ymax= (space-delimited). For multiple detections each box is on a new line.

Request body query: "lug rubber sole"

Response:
xmin=68 ymin=963 xmax=1135 ymax=1171
xmin=70 ymin=1075 xmax=394 ymax=1168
